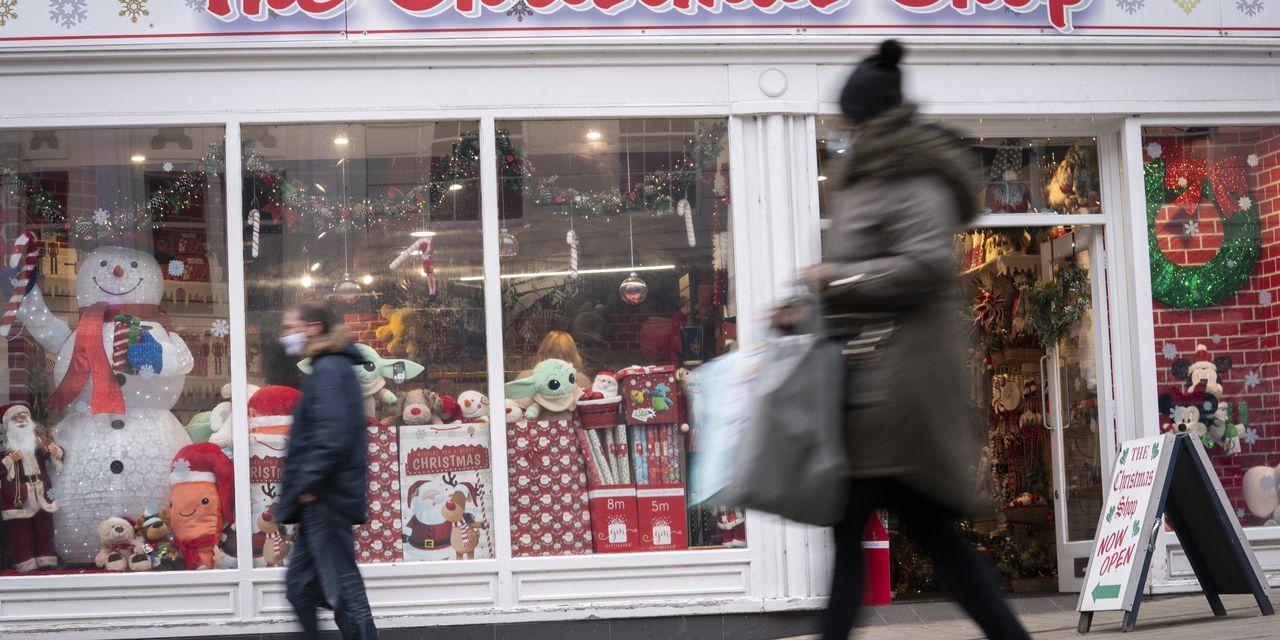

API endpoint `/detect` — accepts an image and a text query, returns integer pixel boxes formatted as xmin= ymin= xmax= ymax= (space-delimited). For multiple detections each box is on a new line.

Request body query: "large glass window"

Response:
xmin=0 ymin=126 xmax=230 ymax=573
xmin=496 ymin=118 xmax=740 ymax=555
xmin=240 ymin=122 xmax=494 ymax=564
xmin=1143 ymin=126 xmax=1280 ymax=528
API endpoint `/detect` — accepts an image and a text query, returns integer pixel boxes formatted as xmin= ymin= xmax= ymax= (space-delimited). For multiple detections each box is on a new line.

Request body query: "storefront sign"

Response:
xmin=0 ymin=0 xmax=1274 ymax=47
xmin=1076 ymin=433 xmax=1272 ymax=633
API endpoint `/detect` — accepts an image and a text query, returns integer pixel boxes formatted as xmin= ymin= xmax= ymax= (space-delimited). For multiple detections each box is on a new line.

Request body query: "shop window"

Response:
xmin=495 ymin=118 xmax=740 ymax=556
xmin=1143 ymin=126 xmax=1280 ymax=529
xmin=240 ymin=122 xmax=494 ymax=564
xmin=816 ymin=122 xmax=1109 ymax=592
xmin=0 ymin=126 xmax=230 ymax=574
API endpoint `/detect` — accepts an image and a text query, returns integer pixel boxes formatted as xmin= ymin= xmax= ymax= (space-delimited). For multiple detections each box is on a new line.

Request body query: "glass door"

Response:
xmin=1040 ymin=228 xmax=1110 ymax=592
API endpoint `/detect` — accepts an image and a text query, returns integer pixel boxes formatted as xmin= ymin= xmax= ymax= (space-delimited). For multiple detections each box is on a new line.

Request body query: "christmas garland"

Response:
xmin=1145 ymin=143 xmax=1261 ymax=309
xmin=1026 ymin=259 xmax=1090 ymax=349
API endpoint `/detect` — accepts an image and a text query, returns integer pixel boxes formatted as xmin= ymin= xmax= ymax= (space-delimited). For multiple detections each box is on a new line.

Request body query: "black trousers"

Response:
xmin=822 ymin=478 xmax=1031 ymax=640
xmin=286 ymin=502 xmax=379 ymax=640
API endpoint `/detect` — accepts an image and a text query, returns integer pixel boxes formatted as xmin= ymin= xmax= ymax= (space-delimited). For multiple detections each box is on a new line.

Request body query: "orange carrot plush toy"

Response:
xmin=168 ymin=443 xmax=234 ymax=570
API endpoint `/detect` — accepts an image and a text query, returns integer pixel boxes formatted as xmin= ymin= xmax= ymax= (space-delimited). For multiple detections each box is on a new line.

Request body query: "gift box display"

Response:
xmin=579 ymin=423 xmax=639 ymax=553
xmin=631 ymin=424 xmax=689 ymax=552
xmin=619 ymin=365 xmax=682 ymax=425
xmin=399 ymin=422 xmax=494 ymax=562
xmin=355 ymin=420 xmax=404 ymax=564
xmin=507 ymin=419 xmax=593 ymax=557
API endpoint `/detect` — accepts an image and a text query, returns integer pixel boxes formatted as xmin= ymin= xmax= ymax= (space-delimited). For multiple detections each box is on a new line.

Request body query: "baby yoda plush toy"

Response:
xmin=300 ymin=343 xmax=424 ymax=420
xmin=504 ymin=359 xmax=582 ymax=422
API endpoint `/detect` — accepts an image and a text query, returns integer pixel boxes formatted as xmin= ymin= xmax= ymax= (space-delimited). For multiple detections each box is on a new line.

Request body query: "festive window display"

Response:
xmin=0 ymin=126 xmax=232 ymax=574
xmin=240 ymin=121 xmax=494 ymax=564
xmin=1144 ymin=126 xmax=1280 ymax=528
xmin=497 ymin=118 xmax=739 ymax=553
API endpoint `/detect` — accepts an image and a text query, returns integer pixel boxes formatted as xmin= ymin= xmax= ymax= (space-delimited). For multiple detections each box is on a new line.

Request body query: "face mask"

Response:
xmin=279 ymin=332 xmax=308 ymax=356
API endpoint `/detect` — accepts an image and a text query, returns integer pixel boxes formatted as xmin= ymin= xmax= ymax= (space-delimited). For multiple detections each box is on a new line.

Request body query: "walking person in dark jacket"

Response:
xmin=800 ymin=41 xmax=1031 ymax=640
xmin=276 ymin=301 xmax=379 ymax=640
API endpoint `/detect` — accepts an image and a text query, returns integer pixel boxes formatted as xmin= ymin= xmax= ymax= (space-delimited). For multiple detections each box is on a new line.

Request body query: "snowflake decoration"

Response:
xmin=1212 ymin=334 xmax=1223 ymax=344
xmin=74 ymin=401 xmax=89 ymax=413
xmin=118 ymin=0 xmax=148 ymax=23
xmin=93 ymin=208 xmax=111 ymax=225
xmin=172 ymin=458 xmax=192 ymax=477
xmin=1237 ymin=507 xmax=1248 ymax=519
xmin=1116 ymin=0 xmax=1145 ymax=13
xmin=49 ymin=0 xmax=87 ymax=29
xmin=1145 ymin=141 xmax=1162 ymax=158
xmin=1261 ymin=291 xmax=1273 ymax=306
xmin=1183 ymin=220 xmax=1199 ymax=237
xmin=1237 ymin=0 xmax=1265 ymax=17
xmin=0 ymin=0 xmax=15 ymax=27
xmin=1247 ymin=153 xmax=1261 ymax=167
xmin=46 ymin=487 xmax=58 ymax=500
xmin=506 ymin=0 xmax=533 ymax=21
xmin=1244 ymin=427 xmax=1260 ymax=446
xmin=1245 ymin=371 xmax=1262 ymax=389
xmin=1261 ymin=474 xmax=1276 ymax=492
xmin=162 ymin=161 xmax=173 ymax=172
xmin=1177 ymin=176 xmax=1189 ymax=188
xmin=210 ymin=319 xmax=230 ymax=338
xmin=1228 ymin=259 xmax=1237 ymax=267
xmin=1239 ymin=195 xmax=1254 ymax=211
xmin=137 ymin=364 xmax=156 ymax=378
xmin=167 ymin=259 xmax=186 ymax=277
xmin=1162 ymin=342 xmax=1179 ymax=361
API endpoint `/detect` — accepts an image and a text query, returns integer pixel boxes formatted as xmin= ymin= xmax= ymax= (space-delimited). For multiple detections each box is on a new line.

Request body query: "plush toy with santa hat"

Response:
xmin=1 ymin=402 xmax=64 ymax=572
xmin=246 ymin=385 xmax=301 ymax=564
xmin=168 ymin=442 xmax=234 ymax=570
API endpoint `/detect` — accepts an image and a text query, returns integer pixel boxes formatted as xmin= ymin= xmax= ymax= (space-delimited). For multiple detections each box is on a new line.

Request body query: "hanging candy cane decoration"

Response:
xmin=389 ymin=238 xmax=428 ymax=270
xmin=422 ymin=237 xmax=437 ymax=296
xmin=677 ymin=198 xmax=696 ymax=247
xmin=566 ymin=229 xmax=579 ymax=279
xmin=1 ymin=232 xmax=39 ymax=339
xmin=248 ymin=209 xmax=261 ymax=258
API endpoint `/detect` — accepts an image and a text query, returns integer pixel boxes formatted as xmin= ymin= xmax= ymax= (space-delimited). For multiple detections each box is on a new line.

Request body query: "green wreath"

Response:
xmin=1146 ymin=153 xmax=1261 ymax=309
xmin=1027 ymin=259 xmax=1090 ymax=349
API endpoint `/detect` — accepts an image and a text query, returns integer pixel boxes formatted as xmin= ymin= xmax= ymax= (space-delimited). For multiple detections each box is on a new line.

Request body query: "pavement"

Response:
xmin=777 ymin=592 xmax=1280 ymax=639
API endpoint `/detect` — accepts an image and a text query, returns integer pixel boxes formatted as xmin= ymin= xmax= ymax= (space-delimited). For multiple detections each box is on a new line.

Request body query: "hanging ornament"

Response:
xmin=389 ymin=238 xmax=427 ymax=271
xmin=677 ymin=198 xmax=696 ymax=247
xmin=249 ymin=209 xmax=261 ymax=258
xmin=422 ymin=237 xmax=437 ymax=297
xmin=335 ymin=273 xmax=362 ymax=305
xmin=499 ymin=226 xmax=520 ymax=258
xmin=566 ymin=229 xmax=580 ymax=279
xmin=619 ymin=272 xmax=648 ymax=305
xmin=1 ymin=231 xmax=39 ymax=339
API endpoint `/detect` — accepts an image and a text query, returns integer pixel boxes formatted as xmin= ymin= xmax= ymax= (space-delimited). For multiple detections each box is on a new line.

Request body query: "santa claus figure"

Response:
xmin=717 ymin=507 xmax=746 ymax=549
xmin=1 ymin=402 xmax=64 ymax=572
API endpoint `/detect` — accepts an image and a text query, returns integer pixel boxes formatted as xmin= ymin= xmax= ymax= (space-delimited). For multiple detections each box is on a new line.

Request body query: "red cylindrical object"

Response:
xmin=861 ymin=509 xmax=891 ymax=606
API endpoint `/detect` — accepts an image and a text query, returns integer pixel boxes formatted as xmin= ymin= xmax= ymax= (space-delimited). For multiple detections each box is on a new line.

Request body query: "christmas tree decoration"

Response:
xmin=1146 ymin=144 xmax=1261 ymax=309
xmin=619 ymin=272 xmax=649 ymax=306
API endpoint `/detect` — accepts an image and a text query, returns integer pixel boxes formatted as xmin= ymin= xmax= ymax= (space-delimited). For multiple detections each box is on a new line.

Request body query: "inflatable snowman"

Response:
xmin=16 ymin=243 xmax=194 ymax=564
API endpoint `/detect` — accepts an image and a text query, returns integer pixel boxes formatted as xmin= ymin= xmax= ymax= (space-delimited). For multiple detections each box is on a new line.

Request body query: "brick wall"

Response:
xmin=1149 ymin=128 xmax=1280 ymax=524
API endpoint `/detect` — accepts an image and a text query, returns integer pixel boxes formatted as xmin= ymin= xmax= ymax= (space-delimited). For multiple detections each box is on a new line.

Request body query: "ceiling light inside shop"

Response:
xmin=448 ymin=183 xmax=463 ymax=191
xmin=334 ymin=134 xmax=350 ymax=146
xmin=310 ymin=262 xmax=321 ymax=272
xmin=130 ymin=154 xmax=146 ymax=163
xmin=300 ymin=274 xmax=314 ymax=288
xmin=459 ymin=264 xmax=675 ymax=282
xmin=409 ymin=230 xmax=437 ymax=238
xmin=361 ymin=274 xmax=374 ymax=285
xmin=585 ymin=130 xmax=603 ymax=141
xmin=818 ymin=175 xmax=827 ymax=182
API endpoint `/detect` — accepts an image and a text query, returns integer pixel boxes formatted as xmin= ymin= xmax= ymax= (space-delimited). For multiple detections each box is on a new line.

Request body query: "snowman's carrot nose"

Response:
xmin=113 ymin=265 xmax=125 ymax=278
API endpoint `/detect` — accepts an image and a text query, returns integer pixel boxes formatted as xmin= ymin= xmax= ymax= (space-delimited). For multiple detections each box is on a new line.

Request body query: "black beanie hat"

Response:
xmin=839 ymin=40 xmax=905 ymax=124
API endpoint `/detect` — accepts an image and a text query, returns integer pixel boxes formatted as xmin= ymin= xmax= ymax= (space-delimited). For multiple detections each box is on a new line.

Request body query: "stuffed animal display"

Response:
xmin=135 ymin=506 xmax=182 ymax=570
xmin=1158 ymin=344 xmax=1243 ymax=454
xmin=168 ymin=442 xmax=235 ymax=569
xmin=257 ymin=509 xmax=292 ymax=568
xmin=458 ymin=390 xmax=489 ymax=423
xmin=95 ymin=516 xmax=151 ymax=572
xmin=505 ymin=359 xmax=582 ymax=422
xmin=300 ymin=343 xmax=424 ymax=420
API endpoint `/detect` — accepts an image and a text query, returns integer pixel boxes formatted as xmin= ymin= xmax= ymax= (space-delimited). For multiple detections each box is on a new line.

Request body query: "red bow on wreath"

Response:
xmin=1163 ymin=146 xmax=1248 ymax=217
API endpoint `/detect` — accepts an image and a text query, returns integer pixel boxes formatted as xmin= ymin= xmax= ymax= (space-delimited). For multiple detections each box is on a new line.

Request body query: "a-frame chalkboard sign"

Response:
xmin=1077 ymin=432 xmax=1273 ymax=633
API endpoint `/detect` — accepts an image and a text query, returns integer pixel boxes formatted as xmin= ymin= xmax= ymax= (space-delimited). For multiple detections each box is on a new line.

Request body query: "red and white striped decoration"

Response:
xmin=0 ymin=232 xmax=39 ymax=339
xmin=566 ymin=229 xmax=579 ymax=279
xmin=677 ymin=199 xmax=695 ymax=247
xmin=422 ymin=238 xmax=436 ymax=296
xmin=248 ymin=209 xmax=261 ymax=258
xmin=389 ymin=238 xmax=427 ymax=270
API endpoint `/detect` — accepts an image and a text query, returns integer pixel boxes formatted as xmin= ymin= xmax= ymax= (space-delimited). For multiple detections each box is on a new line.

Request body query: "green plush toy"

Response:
xmin=299 ymin=343 xmax=425 ymax=420
xmin=185 ymin=411 xmax=213 ymax=444
xmin=505 ymin=358 xmax=581 ymax=421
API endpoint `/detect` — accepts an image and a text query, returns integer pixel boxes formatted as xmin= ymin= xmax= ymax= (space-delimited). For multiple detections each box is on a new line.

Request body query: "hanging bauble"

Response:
xmin=499 ymin=227 xmax=520 ymax=258
xmin=619 ymin=272 xmax=648 ymax=305
xmin=335 ymin=273 xmax=362 ymax=304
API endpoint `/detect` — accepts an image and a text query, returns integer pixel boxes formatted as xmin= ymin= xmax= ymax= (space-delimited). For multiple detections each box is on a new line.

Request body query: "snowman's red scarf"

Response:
xmin=47 ymin=302 xmax=172 ymax=415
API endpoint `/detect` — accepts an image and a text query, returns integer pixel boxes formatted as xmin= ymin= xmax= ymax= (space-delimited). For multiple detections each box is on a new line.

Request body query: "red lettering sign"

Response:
xmin=893 ymin=0 xmax=1091 ymax=34
xmin=405 ymin=445 xmax=490 ymax=475
xmin=206 ymin=0 xmax=354 ymax=21
xmin=250 ymin=455 xmax=285 ymax=484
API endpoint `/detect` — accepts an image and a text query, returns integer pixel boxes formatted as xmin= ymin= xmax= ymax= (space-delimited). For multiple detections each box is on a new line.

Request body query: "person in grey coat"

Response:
xmin=803 ymin=40 xmax=1031 ymax=640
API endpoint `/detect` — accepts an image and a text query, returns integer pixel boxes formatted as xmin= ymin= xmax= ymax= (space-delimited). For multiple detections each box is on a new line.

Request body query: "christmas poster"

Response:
xmin=399 ymin=422 xmax=494 ymax=562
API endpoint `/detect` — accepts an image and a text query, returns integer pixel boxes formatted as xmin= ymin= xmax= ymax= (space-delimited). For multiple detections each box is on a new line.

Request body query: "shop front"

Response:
xmin=0 ymin=1 xmax=1278 ymax=638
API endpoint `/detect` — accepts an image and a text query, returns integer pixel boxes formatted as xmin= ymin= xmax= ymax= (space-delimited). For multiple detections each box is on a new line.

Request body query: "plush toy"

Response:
xmin=207 ymin=382 xmax=261 ymax=452
xmin=1177 ymin=344 xmax=1232 ymax=396
xmin=185 ymin=411 xmax=214 ymax=444
xmin=1046 ymin=143 xmax=1098 ymax=214
xmin=13 ymin=236 xmax=196 ymax=563
xmin=1243 ymin=465 xmax=1280 ymax=524
xmin=439 ymin=395 xmax=463 ymax=424
xmin=95 ymin=516 xmax=151 ymax=572
xmin=716 ymin=507 xmax=746 ymax=548
xmin=257 ymin=509 xmax=291 ymax=568
xmin=135 ymin=506 xmax=181 ymax=570
xmin=1163 ymin=345 xmax=1242 ymax=453
xmin=503 ymin=399 xmax=524 ymax=425
xmin=402 ymin=389 xmax=441 ymax=425
xmin=169 ymin=442 xmax=235 ymax=570
xmin=300 ymin=343 xmax=423 ymax=420
xmin=983 ymin=139 xmax=1031 ymax=214
xmin=0 ymin=402 xmax=63 ymax=572
xmin=505 ymin=359 xmax=582 ymax=422
xmin=374 ymin=305 xmax=426 ymax=359
xmin=591 ymin=372 xmax=619 ymax=399
xmin=458 ymin=391 xmax=490 ymax=423
xmin=1158 ymin=380 xmax=1214 ymax=441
